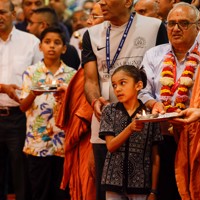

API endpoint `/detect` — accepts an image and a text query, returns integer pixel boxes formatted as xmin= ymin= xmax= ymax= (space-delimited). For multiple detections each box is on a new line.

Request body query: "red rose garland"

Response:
xmin=160 ymin=45 xmax=200 ymax=112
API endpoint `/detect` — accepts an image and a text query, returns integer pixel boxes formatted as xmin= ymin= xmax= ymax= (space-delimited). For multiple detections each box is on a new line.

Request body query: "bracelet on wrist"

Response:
xmin=91 ymin=98 xmax=99 ymax=109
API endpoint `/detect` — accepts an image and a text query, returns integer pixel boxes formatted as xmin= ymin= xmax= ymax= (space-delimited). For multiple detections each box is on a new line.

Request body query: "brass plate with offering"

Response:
xmin=136 ymin=111 xmax=179 ymax=122
xmin=31 ymin=84 xmax=59 ymax=92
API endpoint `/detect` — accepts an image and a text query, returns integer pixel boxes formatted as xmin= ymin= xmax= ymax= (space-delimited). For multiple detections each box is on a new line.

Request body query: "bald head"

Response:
xmin=134 ymin=0 xmax=160 ymax=18
xmin=167 ymin=2 xmax=200 ymax=21
xmin=166 ymin=2 xmax=199 ymax=52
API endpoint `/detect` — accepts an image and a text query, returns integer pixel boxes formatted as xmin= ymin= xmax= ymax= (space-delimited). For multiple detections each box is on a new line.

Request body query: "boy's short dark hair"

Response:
xmin=40 ymin=26 xmax=67 ymax=45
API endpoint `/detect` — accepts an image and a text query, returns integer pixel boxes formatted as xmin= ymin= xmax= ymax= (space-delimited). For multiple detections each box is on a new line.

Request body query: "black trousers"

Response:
xmin=157 ymin=135 xmax=181 ymax=200
xmin=92 ymin=143 xmax=107 ymax=200
xmin=27 ymin=155 xmax=67 ymax=200
xmin=0 ymin=108 xmax=27 ymax=200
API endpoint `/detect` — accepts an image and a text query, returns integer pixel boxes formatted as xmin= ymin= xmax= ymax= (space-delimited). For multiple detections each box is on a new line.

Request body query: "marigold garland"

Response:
xmin=160 ymin=45 xmax=200 ymax=112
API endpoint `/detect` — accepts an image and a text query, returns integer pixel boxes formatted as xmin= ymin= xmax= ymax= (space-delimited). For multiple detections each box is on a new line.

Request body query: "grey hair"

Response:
xmin=168 ymin=2 xmax=200 ymax=22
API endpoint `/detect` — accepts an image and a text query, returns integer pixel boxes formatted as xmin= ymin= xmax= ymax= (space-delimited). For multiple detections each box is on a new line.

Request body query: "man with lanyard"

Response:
xmin=138 ymin=2 xmax=200 ymax=200
xmin=82 ymin=0 xmax=168 ymax=199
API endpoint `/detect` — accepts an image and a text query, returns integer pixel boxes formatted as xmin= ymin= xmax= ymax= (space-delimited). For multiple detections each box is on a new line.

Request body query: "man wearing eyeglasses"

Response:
xmin=82 ymin=0 xmax=169 ymax=199
xmin=87 ymin=2 xmax=104 ymax=27
xmin=138 ymin=2 xmax=200 ymax=200
xmin=0 ymin=0 xmax=43 ymax=200
xmin=26 ymin=6 xmax=80 ymax=70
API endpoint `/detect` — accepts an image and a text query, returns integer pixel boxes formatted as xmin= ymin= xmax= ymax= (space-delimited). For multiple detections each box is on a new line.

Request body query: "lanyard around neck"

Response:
xmin=106 ymin=13 xmax=134 ymax=74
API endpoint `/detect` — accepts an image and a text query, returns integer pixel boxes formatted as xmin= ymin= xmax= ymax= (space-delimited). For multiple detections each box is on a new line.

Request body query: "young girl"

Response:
xmin=20 ymin=27 xmax=76 ymax=200
xmin=99 ymin=65 xmax=163 ymax=200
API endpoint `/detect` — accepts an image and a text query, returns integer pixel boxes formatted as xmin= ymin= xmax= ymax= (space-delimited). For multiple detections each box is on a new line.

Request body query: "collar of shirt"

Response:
xmin=169 ymin=32 xmax=200 ymax=62
xmin=0 ymin=26 xmax=16 ymax=43
xmin=41 ymin=60 xmax=67 ymax=77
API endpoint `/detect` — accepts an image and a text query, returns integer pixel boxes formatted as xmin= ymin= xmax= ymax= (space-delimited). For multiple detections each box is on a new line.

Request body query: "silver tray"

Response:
xmin=136 ymin=112 xmax=179 ymax=122
xmin=31 ymin=84 xmax=58 ymax=92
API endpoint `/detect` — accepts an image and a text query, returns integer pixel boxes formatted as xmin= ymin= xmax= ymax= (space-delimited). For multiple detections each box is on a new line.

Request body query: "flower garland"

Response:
xmin=160 ymin=45 xmax=200 ymax=112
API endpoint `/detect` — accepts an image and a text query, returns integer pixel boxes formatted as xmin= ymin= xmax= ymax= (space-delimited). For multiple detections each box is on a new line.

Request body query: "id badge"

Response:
xmin=101 ymin=82 xmax=110 ymax=100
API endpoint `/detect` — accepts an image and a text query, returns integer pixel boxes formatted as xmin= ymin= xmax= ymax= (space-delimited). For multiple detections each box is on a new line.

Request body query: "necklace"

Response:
xmin=160 ymin=44 xmax=200 ymax=112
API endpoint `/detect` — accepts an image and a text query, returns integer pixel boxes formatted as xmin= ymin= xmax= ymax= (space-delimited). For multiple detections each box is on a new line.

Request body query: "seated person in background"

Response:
xmin=86 ymin=2 xmax=104 ymax=27
xmin=20 ymin=26 xmax=76 ymax=200
xmin=71 ymin=2 xmax=104 ymax=53
xmin=157 ymin=0 xmax=194 ymax=22
xmin=134 ymin=0 xmax=161 ymax=19
xmin=49 ymin=0 xmax=71 ymax=24
xmin=82 ymin=0 xmax=95 ymax=14
xmin=15 ymin=0 xmax=44 ymax=32
xmin=48 ymin=0 xmax=71 ymax=41
xmin=70 ymin=5 xmax=103 ymax=59
xmin=27 ymin=6 xmax=80 ymax=70
xmin=71 ymin=9 xmax=89 ymax=32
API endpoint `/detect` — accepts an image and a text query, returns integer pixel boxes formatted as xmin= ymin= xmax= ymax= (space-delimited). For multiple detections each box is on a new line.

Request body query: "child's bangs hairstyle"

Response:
xmin=40 ymin=26 xmax=67 ymax=45
xmin=112 ymin=65 xmax=147 ymax=88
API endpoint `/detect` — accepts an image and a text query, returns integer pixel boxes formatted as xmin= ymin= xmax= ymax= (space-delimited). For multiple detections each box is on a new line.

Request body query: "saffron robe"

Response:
xmin=55 ymin=68 xmax=95 ymax=200
xmin=175 ymin=67 xmax=200 ymax=200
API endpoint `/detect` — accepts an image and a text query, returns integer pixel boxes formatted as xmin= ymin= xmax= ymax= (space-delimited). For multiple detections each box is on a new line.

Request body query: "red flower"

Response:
xmin=160 ymin=46 xmax=198 ymax=112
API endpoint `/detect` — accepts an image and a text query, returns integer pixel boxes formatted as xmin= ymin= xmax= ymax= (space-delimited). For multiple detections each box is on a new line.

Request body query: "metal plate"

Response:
xmin=136 ymin=112 xmax=179 ymax=122
xmin=30 ymin=85 xmax=58 ymax=92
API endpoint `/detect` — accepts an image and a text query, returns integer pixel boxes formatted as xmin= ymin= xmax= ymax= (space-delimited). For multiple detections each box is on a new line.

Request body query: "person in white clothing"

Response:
xmin=0 ymin=84 xmax=21 ymax=103
xmin=138 ymin=3 xmax=200 ymax=199
xmin=82 ymin=0 xmax=168 ymax=199
xmin=0 ymin=0 xmax=43 ymax=199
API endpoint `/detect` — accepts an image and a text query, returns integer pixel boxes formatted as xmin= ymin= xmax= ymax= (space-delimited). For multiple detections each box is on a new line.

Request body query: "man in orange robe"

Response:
xmin=55 ymin=68 xmax=95 ymax=200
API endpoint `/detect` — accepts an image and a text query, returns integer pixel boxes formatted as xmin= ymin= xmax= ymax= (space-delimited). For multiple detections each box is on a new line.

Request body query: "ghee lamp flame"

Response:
xmin=142 ymin=109 xmax=146 ymax=116
xmin=52 ymin=80 xmax=56 ymax=85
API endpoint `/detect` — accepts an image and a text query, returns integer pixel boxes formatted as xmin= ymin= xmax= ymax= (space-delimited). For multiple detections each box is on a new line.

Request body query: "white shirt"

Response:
xmin=138 ymin=33 xmax=200 ymax=135
xmin=82 ymin=14 xmax=167 ymax=143
xmin=0 ymin=27 xmax=43 ymax=107
xmin=138 ymin=33 xmax=200 ymax=105
xmin=20 ymin=61 xmax=76 ymax=157
xmin=70 ymin=27 xmax=87 ymax=60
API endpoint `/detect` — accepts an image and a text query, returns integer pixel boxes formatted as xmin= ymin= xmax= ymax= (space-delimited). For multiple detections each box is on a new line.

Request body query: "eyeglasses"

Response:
xmin=88 ymin=15 xmax=104 ymax=20
xmin=166 ymin=20 xmax=198 ymax=30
